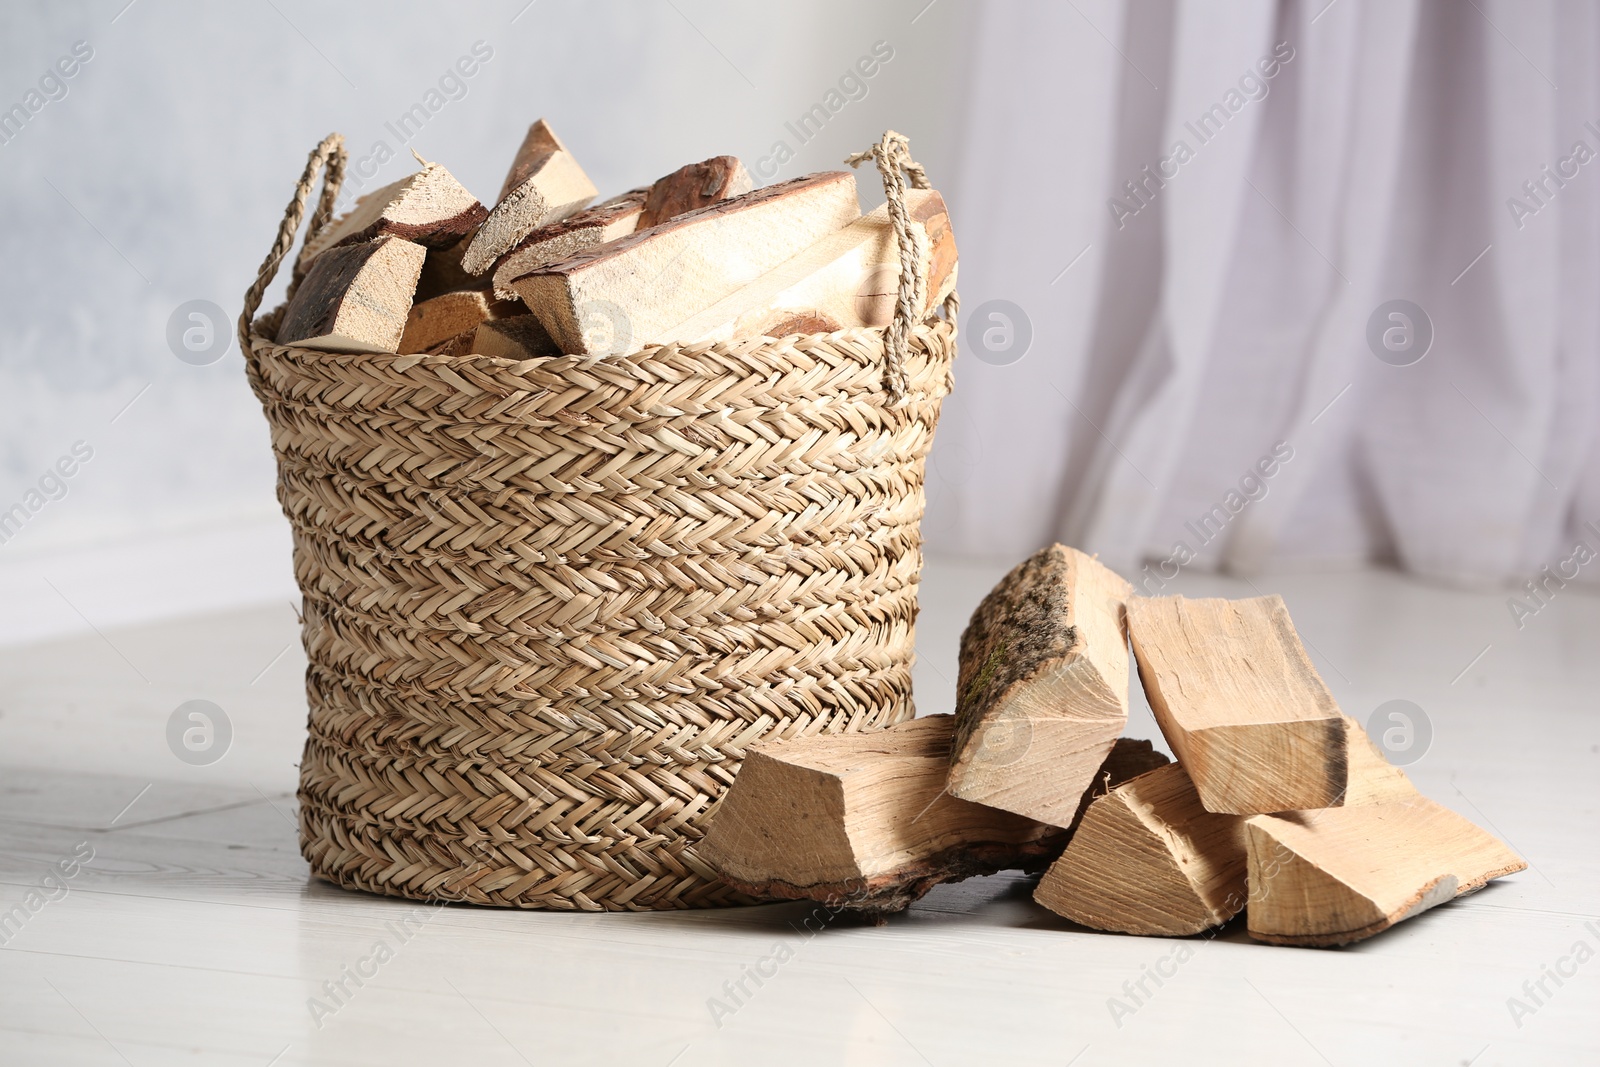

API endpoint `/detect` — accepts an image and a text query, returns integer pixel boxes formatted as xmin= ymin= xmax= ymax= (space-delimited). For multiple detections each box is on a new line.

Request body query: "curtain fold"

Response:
xmin=929 ymin=0 xmax=1600 ymax=588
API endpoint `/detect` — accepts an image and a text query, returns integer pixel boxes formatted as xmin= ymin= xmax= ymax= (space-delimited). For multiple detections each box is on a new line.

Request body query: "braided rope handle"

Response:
xmin=237 ymin=133 xmax=348 ymax=355
xmin=846 ymin=130 xmax=955 ymax=404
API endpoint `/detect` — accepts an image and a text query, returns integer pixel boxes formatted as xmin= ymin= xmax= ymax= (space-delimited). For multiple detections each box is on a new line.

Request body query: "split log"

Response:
xmin=462 ymin=119 xmax=598 ymax=275
xmin=398 ymin=289 xmax=516 ymax=354
xmin=1033 ymin=713 xmax=1419 ymax=937
xmin=496 ymin=117 xmax=563 ymax=201
xmin=489 ymin=190 xmax=648 ymax=300
xmin=471 ymin=314 xmax=560 ymax=360
xmin=1245 ymin=796 xmax=1526 ymax=946
xmin=304 ymin=162 xmax=485 ymax=261
xmin=664 ymin=188 xmax=958 ymax=345
xmin=699 ymin=717 xmax=1167 ymax=916
xmin=277 ymin=237 xmax=427 ymax=354
xmin=637 ymin=155 xmax=752 ymax=229
xmin=946 ymin=545 xmax=1134 ymax=828
xmin=1034 ymin=763 xmax=1247 ymax=936
xmin=510 ymin=171 xmax=861 ymax=356
xmin=1126 ymin=594 xmax=1348 ymax=815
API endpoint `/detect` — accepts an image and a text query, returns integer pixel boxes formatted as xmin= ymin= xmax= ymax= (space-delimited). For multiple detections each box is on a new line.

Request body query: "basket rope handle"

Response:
xmin=846 ymin=130 xmax=955 ymax=404
xmin=237 ymin=132 xmax=348 ymax=355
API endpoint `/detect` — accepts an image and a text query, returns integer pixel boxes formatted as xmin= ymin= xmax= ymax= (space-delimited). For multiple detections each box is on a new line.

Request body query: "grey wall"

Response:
xmin=0 ymin=1 xmax=967 ymax=559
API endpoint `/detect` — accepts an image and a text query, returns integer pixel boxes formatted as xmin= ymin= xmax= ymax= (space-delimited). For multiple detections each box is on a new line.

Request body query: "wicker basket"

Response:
xmin=237 ymin=131 xmax=958 ymax=910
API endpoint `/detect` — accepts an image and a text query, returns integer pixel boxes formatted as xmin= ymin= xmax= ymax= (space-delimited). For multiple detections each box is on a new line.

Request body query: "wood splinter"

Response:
xmin=698 ymin=715 xmax=1167 ymax=917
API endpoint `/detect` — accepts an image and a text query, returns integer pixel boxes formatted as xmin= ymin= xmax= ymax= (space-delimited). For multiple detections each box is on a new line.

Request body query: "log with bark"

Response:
xmin=946 ymin=545 xmax=1135 ymax=827
xmin=699 ymin=716 xmax=1167 ymax=917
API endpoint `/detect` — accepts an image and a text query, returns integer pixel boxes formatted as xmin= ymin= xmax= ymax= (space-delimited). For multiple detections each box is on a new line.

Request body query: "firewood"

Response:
xmin=1245 ymin=796 xmax=1526 ymax=946
xmin=462 ymin=119 xmax=598 ymax=275
xmin=398 ymin=289 xmax=516 ymax=354
xmin=665 ymin=189 xmax=958 ymax=345
xmin=946 ymin=545 xmax=1134 ymax=828
xmin=489 ymin=190 xmax=648 ymax=300
xmin=510 ymin=171 xmax=861 ymax=356
xmin=701 ymin=717 xmax=1165 ymax=917
xmin=471 ymin=315 xmax=560 ymax=360
xmin=1033 ymin=715 xmax=1423 ymax=937
xmin=637 ymin=155 xmax=752 ymax=230
xmin=277 ymin=237 xmax=426 ymax=354
xmin=304 ymin=162 xmax=485 ymax=261
xmin=496 ymin=117 xmax=563 ymax=201
xmin=1034 ymin=763 xmax=1247 ymax=936
xmin=1126 ymin=594 xmax=1349 ymax=815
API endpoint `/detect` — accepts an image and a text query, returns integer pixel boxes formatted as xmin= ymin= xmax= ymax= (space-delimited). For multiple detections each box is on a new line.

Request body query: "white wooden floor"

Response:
xmin=1 ymin=559 xmax=1596 ymax=1066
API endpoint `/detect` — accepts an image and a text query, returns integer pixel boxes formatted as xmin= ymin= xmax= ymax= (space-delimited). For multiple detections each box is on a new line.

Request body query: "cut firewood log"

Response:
xmin=489 ymin=189 xmax=648 ymax=300
xmin=1033 ymin=713 xmax=1424 ymax=937
xmin=637 ymin=155 xmax=753 ymax=230
xmin=277 ymin=237 xmax=427 ymax=354
xmin=700 ymin=717 xmax=1167 ymax=916
xmin=398 ymin=289 xmax=516 ymax=354
xmin=1126 ymin=594 xmax=1349 ymax=815
xmin=462 ymin=119 xmax=598 ymax=275
xmin=946 ymin=545 xmax=1134 ymax=828
xmin=1245 ymin=796 xmax=1526 ymax=946
xmin=1035 ymin=763 xmax=1247 ymax=936
xmin=664 ymin=188 xmax=958 ymax=345
xmin=510 ymin=171 xmax=862 ymax=356
xmin=496 ymin=117 xmax=562 ymax=201
xmin=471 ymin=315 xmax=560 ymax=360
xmin=304 ymin=162 xmax=486 ymax=261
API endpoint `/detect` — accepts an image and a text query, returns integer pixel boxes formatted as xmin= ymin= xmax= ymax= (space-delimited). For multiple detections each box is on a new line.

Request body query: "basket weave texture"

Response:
xmin=239 ymin=132 xmax=958 ymax=910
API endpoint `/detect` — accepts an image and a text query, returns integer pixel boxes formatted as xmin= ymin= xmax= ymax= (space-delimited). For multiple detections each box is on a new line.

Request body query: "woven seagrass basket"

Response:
xmin=238 ymin=131 xmax=958 ymax=910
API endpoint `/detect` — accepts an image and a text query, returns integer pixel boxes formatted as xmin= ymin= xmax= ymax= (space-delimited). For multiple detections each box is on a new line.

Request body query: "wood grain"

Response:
xmin=1127 ymin=594 xmax=1348 ymax=814
xmin=276 ymin=236 xmax=427 ymax=353
xmin=510 ymin=171 xmax=861 ymax=355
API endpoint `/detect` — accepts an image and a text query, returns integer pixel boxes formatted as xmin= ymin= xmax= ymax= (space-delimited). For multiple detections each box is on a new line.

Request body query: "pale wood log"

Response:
xmin=398 ymin=289 xmax=516 ymax=354
xmin=636 ymin=155 xmax=752 ymax=229
xmin=1032 ymin=713 xmax=1420 ymax=937
xmin=489 ymin=189 xmax=647 ymax=300
xmin=463 ymin=119 xmax=598 ymax=275
xmin=1245 ymin=796 xmax=1526 ymax=946
xmin=510 ymin=171 xmax=861 ymax=355
xmin=304 ymin=162 xmax=485 ymax=261
xmin=471 ymin=314 xmax=560 ymax=360
xmin=664 ymin=188 xmax=958 ymax=344
xmin=699 ymin=717 xmax=1165 ymax=916
xmin=277 ymin=237 xmax=427 ymax=354
xmin=947 ymin=545 xmax=1134 ymax=828
xmin=1034 ymin=763 xmax=1247 ymax=936
xmin=1126 ymin=594 xmax=1348 ymax=815
xmin=496 ymin=117 xmax=562 ymax=201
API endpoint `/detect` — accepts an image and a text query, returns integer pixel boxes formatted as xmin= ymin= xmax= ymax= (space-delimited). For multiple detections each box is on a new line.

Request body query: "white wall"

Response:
xmin=0 ymin=0 xmax=968 ymax=642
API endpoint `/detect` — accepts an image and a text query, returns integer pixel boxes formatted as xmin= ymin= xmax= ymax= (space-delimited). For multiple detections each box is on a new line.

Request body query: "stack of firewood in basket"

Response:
xmin=699 ymin=545 xmax=1526 ymax=947
xmin=275 ymin=119 xmax=956 ymax=359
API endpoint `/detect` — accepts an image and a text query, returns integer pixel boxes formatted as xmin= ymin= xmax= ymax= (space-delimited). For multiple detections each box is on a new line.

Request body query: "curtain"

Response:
xmin=927 ymin=0 xmax=1600 ymax=591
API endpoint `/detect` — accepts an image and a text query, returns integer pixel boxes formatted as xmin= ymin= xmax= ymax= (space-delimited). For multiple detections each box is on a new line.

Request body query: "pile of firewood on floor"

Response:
xmin=700 ymin=545 xmax=1526 ymax=946
xmin=275 ymin=119 xmax=955 ymax=358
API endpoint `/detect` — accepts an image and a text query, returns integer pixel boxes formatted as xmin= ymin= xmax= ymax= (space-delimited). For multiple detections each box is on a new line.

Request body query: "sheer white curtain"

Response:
xmin=927 ymin=0 xmax=1600 ymax=590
